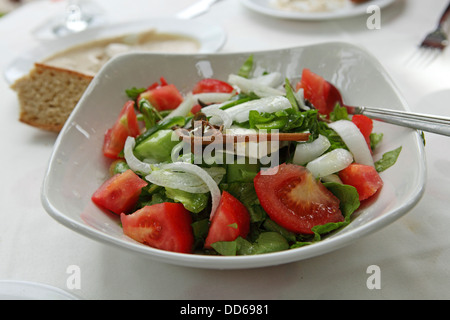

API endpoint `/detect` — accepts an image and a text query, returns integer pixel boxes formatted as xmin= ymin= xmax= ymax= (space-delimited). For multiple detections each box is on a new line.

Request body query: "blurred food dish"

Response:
xmin=7 ymin=18 xmax=226 ymax=132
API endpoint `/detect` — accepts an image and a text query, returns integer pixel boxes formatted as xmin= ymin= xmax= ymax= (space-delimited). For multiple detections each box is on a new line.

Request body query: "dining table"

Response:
xmin=1 ymin=0 xmax=450 ymax=301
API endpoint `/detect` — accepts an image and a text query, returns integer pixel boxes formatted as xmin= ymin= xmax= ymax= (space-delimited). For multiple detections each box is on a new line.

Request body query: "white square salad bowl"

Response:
xmin=41 ymin=42 xmax=426 ymax=269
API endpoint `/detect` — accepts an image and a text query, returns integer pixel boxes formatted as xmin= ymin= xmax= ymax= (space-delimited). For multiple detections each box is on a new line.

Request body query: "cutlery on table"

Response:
xmin=420 ymin=1 xmax=450 ymax=51
xmin=327 ymin=81 xmax=450 ymax=137
xmin=176 ymin=0 xmax=222 ymax=19
xmin=408 ymin=1 xmax=450 ymax=65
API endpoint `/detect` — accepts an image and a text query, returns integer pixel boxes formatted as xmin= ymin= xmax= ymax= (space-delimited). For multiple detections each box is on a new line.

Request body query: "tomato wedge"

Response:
xmin=147 ymin=77 xmax=168 ymax=90
xmin=120 ymin=203 xmax=194 ymax=254
xmin=254 ymin=163 xmax=343 ymax=235
xmin=204 ymin=191 xmax=250 ymax=249
xmin=192 ymin=78 xmax=234 ymax=94
xmin=91 ymin=169 xmax=148 ymax=215
xmin=138 ymin=79 xmax=183 ymax=111
xmin=103 ymin=100 xmax=140 ymax=159
xmin=351 ymin=114 xmax=373 ymax=149
xmin=191 ymin=78 xmax=235 ymax=114
xmin=190 ymin=104 xmax=202 ymax=114
xmin=339 ymin=163 xmax=383 ymax=201
xmin=296 ymin=68 xmax=336 ymax=116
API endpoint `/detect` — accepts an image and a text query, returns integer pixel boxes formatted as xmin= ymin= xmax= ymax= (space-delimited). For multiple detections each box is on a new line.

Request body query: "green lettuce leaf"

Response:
xmin=211 ymin=232 xmax=289 ymax=256
xmin=375 ymin=146 xmax=402 ymax=172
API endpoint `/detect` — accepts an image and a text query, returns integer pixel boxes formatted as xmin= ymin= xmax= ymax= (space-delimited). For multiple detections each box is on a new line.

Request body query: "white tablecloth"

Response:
xmin=1 ymin=0 xmax=450 ymax=300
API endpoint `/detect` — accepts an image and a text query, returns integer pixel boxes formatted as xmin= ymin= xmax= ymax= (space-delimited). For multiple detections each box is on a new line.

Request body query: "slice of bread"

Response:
xmin=10 ymin=29 xmax=200 ymax=132
xmin=11 ymin=63 xmax=93 ymax=132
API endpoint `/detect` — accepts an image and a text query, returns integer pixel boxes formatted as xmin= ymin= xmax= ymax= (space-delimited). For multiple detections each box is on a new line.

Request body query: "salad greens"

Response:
xmin=115 ymin=55 xmax=401 ymax=256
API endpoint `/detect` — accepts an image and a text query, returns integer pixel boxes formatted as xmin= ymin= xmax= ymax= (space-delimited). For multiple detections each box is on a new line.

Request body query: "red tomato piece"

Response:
xmin=296 ymin=68 xmax=336 ymax=116
xmin=120 ymin=203 xmax=194 ymax=254
xmin=147 ymin=77 xmax=169 ymax=90
xmin=192 ymin=78 xmax=234 ymax=94
xmin=138 ymin=84 xmax=183 ymax=111
xmin=352 ymin=114 xmax=373 ymax=149
xmin=103 ymin=100 xmax=140 ymax=159
xmin=92 ymin=169 xmax=148 ymax=215
xmin=254 ymin=163 xmax=343 ymax=235
xmin=339 ymin=163 xmax=383 ymax=201
xmin=190 ymin=104 xmax=202 ymax=115
xmin=204 ymin=191 xmax=251 ymax=249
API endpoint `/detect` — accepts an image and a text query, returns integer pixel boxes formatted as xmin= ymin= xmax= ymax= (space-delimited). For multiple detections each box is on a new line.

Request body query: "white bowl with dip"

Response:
xmin=4 ymin=18 xmax=226 ymax=84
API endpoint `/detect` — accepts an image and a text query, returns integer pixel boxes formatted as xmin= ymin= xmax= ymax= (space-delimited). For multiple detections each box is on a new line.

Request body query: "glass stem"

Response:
xmin=65 ymin=0 xmax=89 ymax=32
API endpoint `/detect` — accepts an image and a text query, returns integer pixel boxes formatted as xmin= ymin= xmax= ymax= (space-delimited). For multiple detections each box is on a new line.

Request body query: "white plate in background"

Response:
xmin=241 ymin=0 xmax=396 ymax=20
xmin=0 ymin=280 xmax=80 ymax=300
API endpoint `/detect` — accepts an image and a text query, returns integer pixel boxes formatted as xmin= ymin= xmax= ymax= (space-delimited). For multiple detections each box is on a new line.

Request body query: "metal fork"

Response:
xmin=420 ymin=2 xmax=450 ymax=50
xmin=407 ymin=2 xmax=450 ymax=66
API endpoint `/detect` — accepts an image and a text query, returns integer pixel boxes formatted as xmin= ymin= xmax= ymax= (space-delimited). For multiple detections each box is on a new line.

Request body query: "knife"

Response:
xmin=176 ymin=0 xmax=222 ymax=19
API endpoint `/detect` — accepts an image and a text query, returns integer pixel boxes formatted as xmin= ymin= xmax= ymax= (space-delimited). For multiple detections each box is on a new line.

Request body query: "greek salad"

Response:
xmin=91 ymin=55 xmax=402 ymax=255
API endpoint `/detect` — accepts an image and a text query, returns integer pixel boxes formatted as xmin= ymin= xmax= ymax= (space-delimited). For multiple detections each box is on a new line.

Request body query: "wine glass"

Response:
xmin=33 ymin=0 xmax=105 ymax=40
xmin=60 ymin=0 xmax=92 ymax=33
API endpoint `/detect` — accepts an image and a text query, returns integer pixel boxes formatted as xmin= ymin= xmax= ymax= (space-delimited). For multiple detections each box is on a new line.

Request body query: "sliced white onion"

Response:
xmin=293 ymin=134 xmax=331 ymax=165
xmin=170 ymin=141 xmax=188 ymax=163
xmin=145 ymin=163 xmax=224 ymax=219
xmin=252 ymin=72 xmax=282 ymax=87
xmin=320 ymin=174 xmax=343 ymax=184
xmin=145 ymin=170 xmax=207 ymax=193
xmin=295 ymin=87 xmax=308 ymax=110
xmin=202 ymin=107 xmax=232 ymax=129
xmin=328 ymin=120 xmax=374 ymax=167
xmin=228 ymin=74 xmax=285 ymax=97
xmin=306 ymin=148 xmax=353 ymax=178
xmin=145 ymin=165 xmax=224 ymax=193
xmin=165 ymin=93 xmax=195 ymax=119
xmin=193 ymin=92 xmax=234 ymax=104
xmin=124 ymin=137 xmax=153 ymax=175
xmin=224 ymin=95 xmax=291 ymax=123
xmin=200 ymin=102 xmax=223 ymax=113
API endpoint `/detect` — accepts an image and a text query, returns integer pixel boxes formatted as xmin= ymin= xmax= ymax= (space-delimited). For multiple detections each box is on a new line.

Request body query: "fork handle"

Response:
xmin=438 ymin=2 xmax=450 ymax=26
xmin=352 ymin=106 xmax=450 ymax=137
